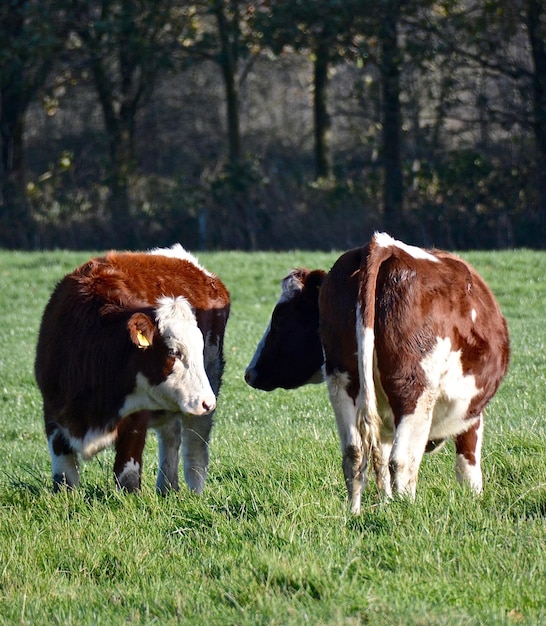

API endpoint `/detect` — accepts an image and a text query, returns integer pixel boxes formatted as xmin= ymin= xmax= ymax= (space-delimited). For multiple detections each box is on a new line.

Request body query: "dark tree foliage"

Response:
xmin=0 ymin=0 xmax=66 ymax=247
xmin=0 ymin=0 xmax=544 ymax=250
xmin=256 ymin=0 xmax=362 ymax=180
xmin=67 ymin=0 xmax=188 ymax=244
xmin=525 ymin=0 xmax=546 ymax=231
xmin=175 ymin=1 xmax=263 ymax=169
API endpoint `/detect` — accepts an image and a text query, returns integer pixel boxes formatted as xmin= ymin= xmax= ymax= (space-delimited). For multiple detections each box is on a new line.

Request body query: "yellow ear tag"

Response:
xmin=136 ymin=330 xmax=150 ymax=348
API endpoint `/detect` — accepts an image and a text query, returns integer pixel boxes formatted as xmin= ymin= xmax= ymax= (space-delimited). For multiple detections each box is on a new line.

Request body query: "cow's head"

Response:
xmin=126 ymin=296 xmax=216 ymax=416
xmin=245 ymin=268 xmax=326 ymax=391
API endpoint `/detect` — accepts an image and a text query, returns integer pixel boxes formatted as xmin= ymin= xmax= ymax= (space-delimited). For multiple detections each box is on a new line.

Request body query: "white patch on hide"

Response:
xmin=117 ymin=458 xmax=141 ymax=489
xmin=420 ymin=337 xmax=481 ymax=441
xmin=48 ymin=436 xmax=79 ymax=485
xmin=326 ymin=371 xmax=359 ymax=452
xmin=280 ymin=273 xmax=305 ymax=301
xmin=390 ymin=387 xmax=437 ymax=498
xmin=148 ymin=244 xmax=213 ymax=276
xmin=326 ymin=369 xmax=366 ymax=514
xmin=79 ymin=428 xmax=118 ymax=460
xmin=58 ymin=427 xmax=117 ymax=461
xmin=154 ymin=297 xmax=216 ymax=415
xmin=388 ymin=336 xmax=482 ymax=497
xmin=119 ymin=372 xmax=175 ymax=416
xmin=373 ymin=231 xmax=439 ymax=263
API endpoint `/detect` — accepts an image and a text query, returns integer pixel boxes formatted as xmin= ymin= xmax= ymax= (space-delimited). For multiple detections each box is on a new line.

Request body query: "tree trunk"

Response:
xmin=215 ymin=2 xmax=241 ymax=167
xmin=222 ymin=61 xmax=241 ymax=167
xmin=107 ymin=120 xmax=134 ymax=243
xmin=380 ymin=0 xmax=403 ymax=228
xmin=0 ymin=85 xmax=32 ymax=248
xmin=313 ymin=32 xmax=332 ymax=180
xmin=431 ymin=69 xmax=450 ymax=154
xmin=90 ymin=60 xmax=136 ymax=244
xmin=527 ymin=0 xmax=546 ymax=238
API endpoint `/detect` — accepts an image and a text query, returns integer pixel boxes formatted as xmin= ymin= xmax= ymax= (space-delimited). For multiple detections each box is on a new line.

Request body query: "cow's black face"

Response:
xmin=245 ymin=269 xmax=326 ymax=391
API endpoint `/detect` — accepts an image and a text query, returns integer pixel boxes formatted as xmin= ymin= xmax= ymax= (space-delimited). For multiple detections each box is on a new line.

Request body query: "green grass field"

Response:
xmin=0 ymin=247 xmax=545 ymax=625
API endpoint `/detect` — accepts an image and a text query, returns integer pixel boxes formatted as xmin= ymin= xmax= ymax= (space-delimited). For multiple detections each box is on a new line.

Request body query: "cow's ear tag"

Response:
xmin=136 ymin=329 xmax=150 ymax=348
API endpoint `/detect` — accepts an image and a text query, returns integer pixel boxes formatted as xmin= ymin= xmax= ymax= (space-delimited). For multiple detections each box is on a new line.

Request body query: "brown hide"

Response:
xmin=319 ymin=246 xmax=368 ymax=401
xmin=35 ymin=248 xmax=230 ymax=492
xmin=358 ymin=242 xmax=510 ymax=424
xmin=246 ymin=234 xmax=509 ymax=510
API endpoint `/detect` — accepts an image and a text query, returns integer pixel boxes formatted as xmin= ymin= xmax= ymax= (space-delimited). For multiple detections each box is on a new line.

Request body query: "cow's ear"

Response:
xmin=282 ymin=268 xmax=308 ymax=296
xmin=128 ymin=313 xmax=155 ymax=349
xmin=302 ymin=270 xmax=326 ymax=302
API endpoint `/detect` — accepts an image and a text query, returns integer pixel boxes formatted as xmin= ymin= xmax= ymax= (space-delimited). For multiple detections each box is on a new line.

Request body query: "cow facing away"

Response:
xmin=35 ymin=245 xmax=230 ymax=494
xmin=245 ymin=233 xmax=509 ymax=513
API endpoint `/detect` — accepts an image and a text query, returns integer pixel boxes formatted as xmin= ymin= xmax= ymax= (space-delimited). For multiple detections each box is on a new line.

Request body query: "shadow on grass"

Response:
xmin=0 ymin=464 xmax=168 ymax=508
xmin=1 ymin=465 xmax=47 ymax=497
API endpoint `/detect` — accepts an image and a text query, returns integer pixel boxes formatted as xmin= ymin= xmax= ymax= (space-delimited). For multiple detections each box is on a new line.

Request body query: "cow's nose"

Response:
xmin=244 ymin=368 xmax=255 ymax=386
xmin=202 ymin=399 xmax=216 ymax=414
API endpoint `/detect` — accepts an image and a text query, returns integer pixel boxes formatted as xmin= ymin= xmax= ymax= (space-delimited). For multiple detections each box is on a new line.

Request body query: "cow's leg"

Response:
xmin=114 ymin=411 xmax=149 ymax=492
xmin=327 ymin=372 xmax=366 ymax=514
xmin=180 ymin=412 xmax=214 ymax=495
xmin=154 ymin=417 xmax=182 ymax=494
xmin=389 ymin=391 xmax=435 ymax=498
xmin=47 ymin=425 xmax=79 ymax=491
xmin=376 ymin=440 xmax=393 ymax=498
xmin=454 ymin=415 xmax=483 ymax=494
xmin=205 ymin=353 xmax=224 ymax=397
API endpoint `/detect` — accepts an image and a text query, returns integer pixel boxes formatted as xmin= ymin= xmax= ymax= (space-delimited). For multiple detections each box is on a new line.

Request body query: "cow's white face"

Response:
xmin=121 ymin=297 xmax=216 ymax=417
xmin=154 ymin=296 xmax=216 ymax=415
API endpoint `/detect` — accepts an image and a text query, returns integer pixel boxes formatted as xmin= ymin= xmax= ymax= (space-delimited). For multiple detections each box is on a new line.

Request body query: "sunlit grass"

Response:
xmin=0 ymin=247 xmax=544 ymax=625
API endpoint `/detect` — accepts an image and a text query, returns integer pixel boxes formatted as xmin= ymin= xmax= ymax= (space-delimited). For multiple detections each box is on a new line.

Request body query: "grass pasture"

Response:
xmin=0 ymin=246 xmax=545 ymax=625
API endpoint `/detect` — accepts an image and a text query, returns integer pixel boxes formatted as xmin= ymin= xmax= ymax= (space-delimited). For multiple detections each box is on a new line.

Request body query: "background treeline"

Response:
xmin=1 ymin=0 xmax=545 ymax=251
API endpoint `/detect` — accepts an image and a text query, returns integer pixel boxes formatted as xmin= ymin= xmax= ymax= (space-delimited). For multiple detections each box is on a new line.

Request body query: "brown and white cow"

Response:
xmin=245 ymin=233 xmax=509 ymax=513
xmin=35 ymin=244 xmax=230 ymax=494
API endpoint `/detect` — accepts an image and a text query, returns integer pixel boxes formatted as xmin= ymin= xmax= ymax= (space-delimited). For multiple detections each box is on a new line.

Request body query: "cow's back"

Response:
xmin=103 ymin=252 xmax=229 ymax=312
xmin=319 ymin=242 xmax=509 ymax=391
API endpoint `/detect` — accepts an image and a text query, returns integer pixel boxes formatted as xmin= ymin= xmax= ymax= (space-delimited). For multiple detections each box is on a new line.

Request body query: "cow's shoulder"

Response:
xmin=320 ymin=245 xmax=368 ymax=314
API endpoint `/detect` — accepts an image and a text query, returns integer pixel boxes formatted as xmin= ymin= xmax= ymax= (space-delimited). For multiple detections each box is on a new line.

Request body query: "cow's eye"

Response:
xmin=169 ymin=348 xmax=182 ymax=359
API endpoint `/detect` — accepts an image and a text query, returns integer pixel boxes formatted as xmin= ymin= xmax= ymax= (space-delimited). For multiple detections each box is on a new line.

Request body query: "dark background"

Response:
xmin=1 ymin=0 xmax=545 ymax=251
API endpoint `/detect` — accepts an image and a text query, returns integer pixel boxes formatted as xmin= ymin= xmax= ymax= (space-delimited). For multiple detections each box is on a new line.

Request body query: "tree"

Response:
xmin=450 ymin=0 xmax=546 ymax=240
xmin=353 ymin=0 xmax=467 ymax=228
xmin=526 ymin=0 xmax=546 ymax=230
xmin=179 ymin=1 xmax=261 ymax=169
xmin=68 ymin=0 xmax=187 ymax=242
xmin=0 ymin=0 xmax=66 ymax=247
xmin=378 ymin=0 xmax=403 ymax=225
xmin=173 ymin=1 xmax=265 ymax=250
xmin=256 ymin=0 xmax=362 ymax=180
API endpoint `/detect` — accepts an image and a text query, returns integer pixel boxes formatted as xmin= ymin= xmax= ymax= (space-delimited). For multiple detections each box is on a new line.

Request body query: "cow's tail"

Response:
xmin=357 ymin=232 xmax=394 ymax=483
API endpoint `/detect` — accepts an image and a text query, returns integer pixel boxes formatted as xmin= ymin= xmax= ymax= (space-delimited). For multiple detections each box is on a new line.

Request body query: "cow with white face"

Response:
xmin=35 ymin=245 xmax=230 ymax=494
xmin=246 ymin=233 xmax=509 ymax=513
